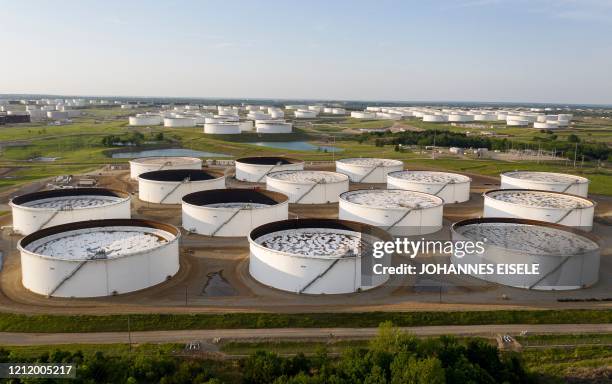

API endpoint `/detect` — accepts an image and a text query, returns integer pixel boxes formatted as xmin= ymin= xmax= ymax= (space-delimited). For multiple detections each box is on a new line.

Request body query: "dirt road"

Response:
xmin=0 ymin=324 xmax=611 ymax=346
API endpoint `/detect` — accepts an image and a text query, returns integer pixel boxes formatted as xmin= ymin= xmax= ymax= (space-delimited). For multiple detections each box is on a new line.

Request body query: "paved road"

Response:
xmin=0 ymin=324 xmax=611 ymax=346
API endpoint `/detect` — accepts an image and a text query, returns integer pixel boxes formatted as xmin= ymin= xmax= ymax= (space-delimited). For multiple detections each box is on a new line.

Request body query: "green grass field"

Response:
xmin=1 ymin=108 xmax=610 ymax=194
xmin=0 ymin=309 xmax=609 ymax=333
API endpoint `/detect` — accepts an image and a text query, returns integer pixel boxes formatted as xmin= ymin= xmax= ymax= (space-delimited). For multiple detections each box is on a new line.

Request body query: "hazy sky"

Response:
xmin=1 ymin=0 xmax=611 ymax=104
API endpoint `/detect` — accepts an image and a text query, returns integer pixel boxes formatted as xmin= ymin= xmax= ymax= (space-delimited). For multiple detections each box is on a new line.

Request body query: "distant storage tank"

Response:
xmin=138 ymin=169 xmax=225 ymax=204
xmin=448 ymin=114 xmax=472 ymax=122
xmin=235 ymin=156 xmax=305 ymax=182
xmin=239 ymin=120 xmax=254 ymax=131
xmin=339 ymin=189 xmax=443 ymax=236
xmin=10 ymin=188 xmax=131 ymax=236
xmin=129 ymin=157 xmax=202 ymax=180
xmin=350 ymin=111 xmax=376 ymax=119
xmin=483 ymin=189 xmax=594 ymax=230
xmin=255 ymin=120 xmax=292 ymax=133
xmin=129 ymin=115 xmax=162 ymax=126
xmin=18 ymin=219 xmax=180 ymax=297
xmin=248 ymin=218 xmax=392 ymax=294
xmin=500 ymin=171 xmax=589 ymax=197
xmin=164 ymin=117 xmax=196 ymax=127
xmin=473 ymin=113 xmax=497 ymax=121
xmin=335 ymin=158 xmax=403 ymax=183
xmin=204 ymin=122 xmax=241 ymax=134
xmin=182 ymin=189 xmax=289 ymax=237
xmin=266 ymin=170 xmax=349 ymax=204
xmin=387 ymin=170 xmax=471 ymax=204
xmin=294 ymin=110 xmax=318 ymax=118
xmin=422 ymin=114 xmax=447 ymax=122
xmin=533 ymin=121 xmax=560 ymax=129
xmin=331 ymin=108 xmax=346 ymax=115
xmin=451 ymin=218 xmax=599 ymax=290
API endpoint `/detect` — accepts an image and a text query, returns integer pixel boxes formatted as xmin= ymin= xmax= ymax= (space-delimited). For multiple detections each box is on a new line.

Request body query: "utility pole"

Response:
xmin=573 ymin=142 xmax=578 ymax=168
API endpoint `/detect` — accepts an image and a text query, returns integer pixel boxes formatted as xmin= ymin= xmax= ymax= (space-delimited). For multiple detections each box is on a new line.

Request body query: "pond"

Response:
xmin=250 ymin=141 xmax=343 ymax=152
xmin=111 ymin=148 xmax=231 ymax=158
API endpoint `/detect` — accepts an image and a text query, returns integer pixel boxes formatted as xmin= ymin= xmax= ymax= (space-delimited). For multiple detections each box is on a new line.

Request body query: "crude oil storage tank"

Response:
xmin=294 ymin=110 xmax=318 ymax=118
xmin=164 ymin=117 xmax=196 ymax=127
xmin=339 ymin=189 xmax=443 ymax=236
xmin=235 ymin=156 xmax=304 ymax=183
xmin=182 ymin=189 xmax=288 ymax=236
xmin=138 ymin=169 xmax=225 ymax=204
xmin=255 ymin=120 xmax=292 ymax=133
xmin=18 ymin=218 xmax=180 ymax=297
xmin=266 ymin=170 xmax=349 ymax=204
xmin=422 ymin=114 xmax=447 ymax=122
xmin=500 ymin=171 xmax=589 ymax=197
xmin=10 ymin=188 xmax=131 ymax=236
xmin=450 ymin=218 xmax=599 ymax=290
xmin=204 ymin=122 xmax=241 ymax=134
xmin=248 ymin=218 xmax=392 ymax=294
xmin=129 ymin=114 xmax=162 ymax=126
xmin=483 ymin=189 xmax=594 ymax=230
xmin=335 ymin=158 xmax=403 ymax=183
xmin=351 ymin=111 xmax=376 ymax=119
xmin=129 ymin=157 xmax=202 ymax=180
xmin=387 ymin=170 xmax=471 ymax=204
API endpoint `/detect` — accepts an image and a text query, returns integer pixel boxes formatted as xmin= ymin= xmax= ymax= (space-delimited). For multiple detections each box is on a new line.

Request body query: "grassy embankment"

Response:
xmin=0 ymin=309 xmax=610 ymax=333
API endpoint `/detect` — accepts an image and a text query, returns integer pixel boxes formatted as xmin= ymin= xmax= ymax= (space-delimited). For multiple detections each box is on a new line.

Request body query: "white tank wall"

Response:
xmin=336 ymin=159 xmax=403 ymax=183
xmin=339 ymin=196 xmax=443 ymax=236
xmin=239 ymin=120 xmax=254 ymax=131
xmin=164 ymin=117 xmax=196 ymax=127
xmin=451 ymin=226 xmax=599 ymax=290
xmin=387 ymin=173 xmax=471 ymax=204
xmin=10 ymin=196 xmax=131 ymax=236
xmin=266 ymin=174 xmax=349 ymax=204
xmin=139 ymin=177 xmax=226 ymax=204
xmin=255 ymin=121 xmax=292 ymax=133
xmin=500 ymin=173 xmax=589 ymax=197
xmin=204 ymin=122 xmax=241 ymax=134
xmin=294 ymin=110 xmax=318 ymax=118
xmin=129 ymin=158 xmax=203 ymax=180
xmin=483 ymin=193 xmax=594 ymax=230
xmin=235 ymin=161 xmax=304 ymax=182
xmin=249 ymin=233 xmax=389 ymax=294
xmin=182 ymin=202 xmax=288 ymax=237
xmin=19 ymin=226 xmax=179 ymax=297
xmin=129 ymin=115 xmax=162 ymax=126
xmin=351 ymin=111 xmax=376 ymax=119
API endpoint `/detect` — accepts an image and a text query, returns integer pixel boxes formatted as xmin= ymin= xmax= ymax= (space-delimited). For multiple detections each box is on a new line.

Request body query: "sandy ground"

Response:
xmin=0 ymin=164 xmax=610 ymax=315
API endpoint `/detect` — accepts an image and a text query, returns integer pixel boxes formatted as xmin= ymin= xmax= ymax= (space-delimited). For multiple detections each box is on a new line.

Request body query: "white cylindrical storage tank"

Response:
xmin=450 ymin=218 xmax=599 ymax=290
xmin=506 ymin=119 xmax=530 ymax=126
xmin=10 ymin=188 xmax=131 ymax=236
xmin=18 ymin=219 xmax=180 ymax=297
xmin=483 ymin=189 xmax=594 ymax=231
xmin=129 ymin=115 xmax=162 ymax=126
xmin=266 ymin=170 xmax=349 ymax=204
xmin=473 ymin=113 xmax=497 ymax=121
xmin=422 ymin=114 xmax=447 ymax=122
xmin=387 ymin=171 xmax=471 ymax=204
xmin=339 ymin=189 xmax=443 ymax=236
xmin=335 ymin=158 xmax=403 ymax=183
xmin=331 ymin=108 xmax=346 ymax=115
xmin=204 ymin=122 xmax=241 ymax=134
xmin=448 ymin=114 xmax=472 ymax=122
xmin=164 ymin=117 xmax=196 ymax=127
xmin=269 ymin=109 xmax=284 ymax=119
xmin=248 ymin=219 xmax=392 ymax=294
xmin=500 ymin=171 xmax=589 ymax=197
xmin=129 ymin=157 xmax=202 ymax=180
xmin=235 ymin=156 xmax=305 ymax=183
xmin=255 ymin=120 xmax=293 ymax=133
xmin=182 ymin=189 xmax=289 ymax=237
xmin=138 ymin=169 xmax=225 ymax=204
xmin=239 ymin=120 xmax=254 ymax=131
xmin=294 ymin=110 xmax=318 ymax=118
xmin=350 ymin=111 xmax=376 ymax=119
